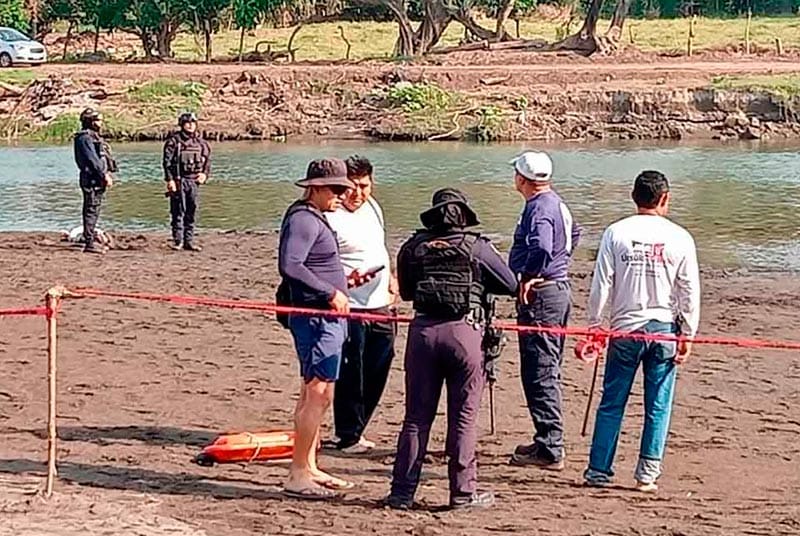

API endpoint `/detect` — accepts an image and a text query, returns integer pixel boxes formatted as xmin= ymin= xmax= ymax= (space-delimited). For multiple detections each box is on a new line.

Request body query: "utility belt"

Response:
xmin=414 ymin=306 xmax=485 ymax=327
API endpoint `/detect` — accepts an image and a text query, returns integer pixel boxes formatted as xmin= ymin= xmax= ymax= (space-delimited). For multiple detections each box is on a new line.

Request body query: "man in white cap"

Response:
xmin=507 ymin=151 xmax=581 ymax=470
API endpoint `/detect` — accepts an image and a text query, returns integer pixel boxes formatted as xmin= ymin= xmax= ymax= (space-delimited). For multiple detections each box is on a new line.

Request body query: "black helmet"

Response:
xmin=178 ymin=111 xmax=198 ymax=126
xmin=79 ymin=107 xmax=101 ymax=127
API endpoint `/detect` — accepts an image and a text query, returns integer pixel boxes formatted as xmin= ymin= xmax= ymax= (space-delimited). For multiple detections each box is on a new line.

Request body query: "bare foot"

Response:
xmin=310 ymin=469 xmax=355 ymax=490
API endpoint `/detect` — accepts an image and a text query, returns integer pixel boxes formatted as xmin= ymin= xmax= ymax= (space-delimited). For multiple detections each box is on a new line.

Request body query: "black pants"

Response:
xmin=333 ymin=308 xmax=396 ymax=447
xmin=170 ymin=179 xmax=199 ymax=245
xmin=517 ymin=281 xmax=572 ymax=461
xmin=391 ymin=317 xmax=484 ymax=500
xmin=81 ymin=186 xmax=105 ymax=248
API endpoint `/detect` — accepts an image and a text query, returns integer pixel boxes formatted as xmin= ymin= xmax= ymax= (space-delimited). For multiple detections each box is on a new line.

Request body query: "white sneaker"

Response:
xmin=359 ymin=436 xmax=376 ymax=449
xmin=339 ymin=436 xmax=376 ymax=455
xmin=635 ymin=480 xmax=658 ymax=493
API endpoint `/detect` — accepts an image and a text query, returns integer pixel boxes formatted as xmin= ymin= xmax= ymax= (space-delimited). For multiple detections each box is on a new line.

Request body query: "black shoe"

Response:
xmin=83 ymin=244 xmax=106 ymax=254
xmin=183 ymin=242 xmax=202 ymax=252
xmin=169 ymin=242 xmax=184 ymax=251
xmin=384 ymin=494 xmax=413 ymax=511
xmin=514 ymin=442 xmax=537 ymax=456
xmin=509 ymin=445 xmax=565 ymax=471
xmin=449 ymin=491 xmax=495 ymax=510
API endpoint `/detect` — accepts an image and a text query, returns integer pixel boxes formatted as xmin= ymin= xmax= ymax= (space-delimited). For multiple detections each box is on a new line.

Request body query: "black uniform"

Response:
xmin=389 ymin=201 xmax=517 ymax=508
xmin=162 ymin=131 xmax=211 ymax=246
xmin=74 ymin=128 xmax=116 ymax=250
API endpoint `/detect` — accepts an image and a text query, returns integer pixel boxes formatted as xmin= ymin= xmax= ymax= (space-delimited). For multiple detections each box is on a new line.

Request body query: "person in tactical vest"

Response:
xmin=73 ymin=107 xmax=117 ymax=254
xmin=387 ymin=188 xmax=518 ymax=511
xmin=162 ymin=112 xmax=211 ymax=252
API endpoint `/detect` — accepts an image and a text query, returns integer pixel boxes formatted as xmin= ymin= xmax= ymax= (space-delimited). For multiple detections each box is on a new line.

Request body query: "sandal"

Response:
xmin=314 ymin=477 xmax=355 ymax=491
xmin=282 ymin=486 xmax=340 ymax=501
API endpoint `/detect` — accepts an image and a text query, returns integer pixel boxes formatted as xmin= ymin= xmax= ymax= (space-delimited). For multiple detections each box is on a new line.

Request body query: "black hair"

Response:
xmin=345 ymin=155 xmax=373 ymax=179
xmin=632 ymin=170 xmax=670 ymax=209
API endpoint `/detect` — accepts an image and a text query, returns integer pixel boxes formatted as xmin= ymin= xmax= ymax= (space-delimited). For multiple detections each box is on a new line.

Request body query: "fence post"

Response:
xmin=44 ymin=287 xmax=63 ymax=498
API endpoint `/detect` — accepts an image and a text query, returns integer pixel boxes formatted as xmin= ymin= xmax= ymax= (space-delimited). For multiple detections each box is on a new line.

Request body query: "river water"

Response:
xmin=2 ymin=140 xmax=799 ymax=270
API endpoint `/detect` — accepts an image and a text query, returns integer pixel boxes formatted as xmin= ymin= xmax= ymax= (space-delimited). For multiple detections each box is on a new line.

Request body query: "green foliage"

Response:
xmin=0 ymin=0 xmax=30 ymax=30
xmin=386 ymin=82 xmax=453 ymax=113
xmin=467 ymin=104 xmax=505 ymax=142
xmin=0 ymin=69 xmax=38 ymax=85
xmin=712 ymin=74 xmax=800 ymax=99
xmin=28 ymin=113 xmax=80 ymax=142
xmin=128 ymin=79 xmax=206 ymax=107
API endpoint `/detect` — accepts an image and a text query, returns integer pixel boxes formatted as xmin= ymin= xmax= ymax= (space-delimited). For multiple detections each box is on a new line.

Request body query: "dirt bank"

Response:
xmin=2 ymin=52 xmax=800 ymax=142
xmin=1 ymin=231 xmax=799 ymax=535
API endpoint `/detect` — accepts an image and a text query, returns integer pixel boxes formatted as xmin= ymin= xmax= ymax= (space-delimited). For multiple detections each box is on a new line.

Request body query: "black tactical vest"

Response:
xmin=178 ymin=138 xmax=204 ymax=176
xmin=412 ymin=232 xmax=484 ymax=318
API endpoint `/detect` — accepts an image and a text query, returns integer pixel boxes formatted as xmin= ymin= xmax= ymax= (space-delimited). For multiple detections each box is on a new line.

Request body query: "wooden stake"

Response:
xmin=687 ymin=15 xmax=696 ymax=57
xmin=775 ymin=37 xmax=783 ymax=55
xmin=44 ymin=288 xmax=62 ymax=498
xmin=745 ymin=9 xmax=752 ymax=55
xmin=581 ymin=356 xmax=601 ymax=437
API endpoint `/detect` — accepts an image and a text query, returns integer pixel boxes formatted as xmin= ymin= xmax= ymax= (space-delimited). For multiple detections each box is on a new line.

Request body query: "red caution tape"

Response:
xmin=67 ymin=287 xmax=800 ymax=352
xmin=0 ymin=306 xmax=48 ymax=317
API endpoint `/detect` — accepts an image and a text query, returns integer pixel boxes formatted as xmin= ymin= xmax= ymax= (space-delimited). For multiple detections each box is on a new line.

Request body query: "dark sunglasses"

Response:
xmin=328 ymin=185 xmax=350 ymax=196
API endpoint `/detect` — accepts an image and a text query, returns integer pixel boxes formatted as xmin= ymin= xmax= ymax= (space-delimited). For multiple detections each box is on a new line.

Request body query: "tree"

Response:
xmin=605 ymin=0 xmax=632 ymax=42
xmin=120 ymin=0 xmax=188 ymax=59
xmin=187 ymin=0 xmax=231 ymax=63
xmin=233 ymin=0 xmax=285 ymax=61
xmin=0 ymin=0 xmax=30 ymax=30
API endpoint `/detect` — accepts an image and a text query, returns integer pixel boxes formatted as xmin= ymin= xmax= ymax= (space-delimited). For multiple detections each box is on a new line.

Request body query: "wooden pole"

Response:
xmin=687 ymin=15 xmax=696 ymax=57
xmin=775 ymin=37 xmax=783 ymax=55
xmin=581 ymin=356 xmax=601 ymax=437
xmin=44 ymin=288 xmax=62 ymax=498
xmin=745 ymin=9 xmax=752 ymax=55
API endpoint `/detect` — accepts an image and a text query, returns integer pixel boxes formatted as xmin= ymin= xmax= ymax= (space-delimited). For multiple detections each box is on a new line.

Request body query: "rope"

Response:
xmin=65 ymin=286 xmax=800 ymax=352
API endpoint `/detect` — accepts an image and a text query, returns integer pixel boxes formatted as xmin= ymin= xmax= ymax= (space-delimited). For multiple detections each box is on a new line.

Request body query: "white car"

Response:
xmin=0 ymin=27 xmax=47 ymax=67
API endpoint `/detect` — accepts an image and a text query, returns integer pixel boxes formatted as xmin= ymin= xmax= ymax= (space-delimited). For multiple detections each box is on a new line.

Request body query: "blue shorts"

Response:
xmin=288 ymin=314 xmax=347 ymax=383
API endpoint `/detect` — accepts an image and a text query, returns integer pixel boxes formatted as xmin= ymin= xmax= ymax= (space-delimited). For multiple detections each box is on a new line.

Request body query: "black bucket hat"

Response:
xmin=419 ymin=188 xmax=480 ymax=228
xmin=295 ymin=158 xmax=353 ymax=188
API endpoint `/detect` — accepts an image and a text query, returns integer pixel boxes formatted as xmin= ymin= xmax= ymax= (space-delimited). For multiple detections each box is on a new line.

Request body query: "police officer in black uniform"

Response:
xmin=388 ymin=188 xmax=518 ymax=511
xmin=162 ymin=112 xmax=211 ymax=251
xmin=73 ymin=107 xmax=117 ymax=254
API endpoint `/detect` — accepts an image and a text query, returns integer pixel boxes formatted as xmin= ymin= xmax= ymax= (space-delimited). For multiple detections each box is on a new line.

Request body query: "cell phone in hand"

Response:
xmin=364 ymin=265 xmax=386 ymax=277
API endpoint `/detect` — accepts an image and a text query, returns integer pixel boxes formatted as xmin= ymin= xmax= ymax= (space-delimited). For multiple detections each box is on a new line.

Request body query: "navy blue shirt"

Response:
xmin=74 ymin=129 xmax=108 ymax=187
xmin=278 ymin=202 xmax=348 ymax=307
xmin=508 ymin=190 xmax=581 ymax=281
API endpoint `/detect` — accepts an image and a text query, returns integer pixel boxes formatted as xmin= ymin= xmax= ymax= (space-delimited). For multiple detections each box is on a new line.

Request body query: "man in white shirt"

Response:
xmin=582 ymin=170 xmax=700 ymax=492
xmin=325 ymin=155 xmax=397 ymax=454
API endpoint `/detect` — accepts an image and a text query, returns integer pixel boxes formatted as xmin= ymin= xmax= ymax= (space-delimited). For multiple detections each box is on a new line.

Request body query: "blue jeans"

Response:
xmin=586 ymin=320 xmax=678 ymax=483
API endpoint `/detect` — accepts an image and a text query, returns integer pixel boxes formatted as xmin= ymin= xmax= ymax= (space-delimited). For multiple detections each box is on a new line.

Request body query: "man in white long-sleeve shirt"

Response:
xmin=582 ymin=170 xmax=700 ymax=492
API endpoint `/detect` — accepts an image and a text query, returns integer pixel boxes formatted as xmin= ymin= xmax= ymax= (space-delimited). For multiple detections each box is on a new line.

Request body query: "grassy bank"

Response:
xmin=712 ymin=74 xmax=800 ymax=98
xmin=165 ymin=15 xmax=800 ymax=62
xmin=24 ymin=79 xmax=206 ymax=142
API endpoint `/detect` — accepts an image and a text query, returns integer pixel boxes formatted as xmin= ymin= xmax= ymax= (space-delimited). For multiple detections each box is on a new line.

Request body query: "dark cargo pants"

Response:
xmin=517 ymin=281 xmax=572 ymax=461
xmin=390 ymin=317 xmax=485 ymax=501
xmin=334 ymin=308 xmax=397 ymax=447
xmin=81 ymin=185 xmax=105 ymax=249
xmin=170 ymin=179 xmax=199 ymax=245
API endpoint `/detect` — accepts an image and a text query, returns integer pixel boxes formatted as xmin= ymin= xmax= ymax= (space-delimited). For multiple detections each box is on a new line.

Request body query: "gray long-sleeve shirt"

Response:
xmin=278 ymin=201 xmax=348 ymax=307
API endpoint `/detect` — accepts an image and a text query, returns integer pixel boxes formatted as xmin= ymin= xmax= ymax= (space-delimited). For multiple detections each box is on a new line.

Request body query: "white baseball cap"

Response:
xmin=509 ymin=151 xmax=553 ymax=182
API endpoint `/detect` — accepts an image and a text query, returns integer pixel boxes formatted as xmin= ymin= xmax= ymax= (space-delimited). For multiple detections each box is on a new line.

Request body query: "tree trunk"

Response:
xmin=414 ymin=0 xmax=452 ymax=54
xmin=606 ymin=0 xmax=632 ymax=42
xmin=156 ymin=20 xmax=179 ymax=58
xmin=454 ymin=9 xmax=498 ymax=42
xmin=204 ymin=19 xmax=212 ymax=63
xmin=495 ymin=0 xmax=515 ymax=40
xmin=551 ymin=0 xmax=605 ymax=56
xmin=140 ymin=31 xmax=155 ymax=59
xmin=63 ymin=20 xmax=75 ymax=60
xmin=238 ymin=26 xmax=245 ymax=62
xmin=93 ymin=17 xmax=101 ymax=54
xmin=386 ymin=0 xmax=416 ymax=57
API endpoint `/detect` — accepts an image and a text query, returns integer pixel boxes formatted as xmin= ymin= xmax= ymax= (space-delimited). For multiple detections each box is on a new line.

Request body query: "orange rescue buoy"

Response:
xmin=194 ymin=430 xmax=301 ymax=466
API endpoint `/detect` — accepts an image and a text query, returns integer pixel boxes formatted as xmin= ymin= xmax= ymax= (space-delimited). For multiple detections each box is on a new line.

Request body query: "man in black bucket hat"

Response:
xmin=387 ymin=188 xmax=517 ymax=511
xmin=278 ymin=157 xmax=356 ymax=501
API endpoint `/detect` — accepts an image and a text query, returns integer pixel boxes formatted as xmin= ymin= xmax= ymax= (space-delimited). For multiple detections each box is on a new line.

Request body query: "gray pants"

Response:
xmin=390 ymin=317 xmax=485 ymax=501
xmin=517 ymin=281 xmax=571 ymax=461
